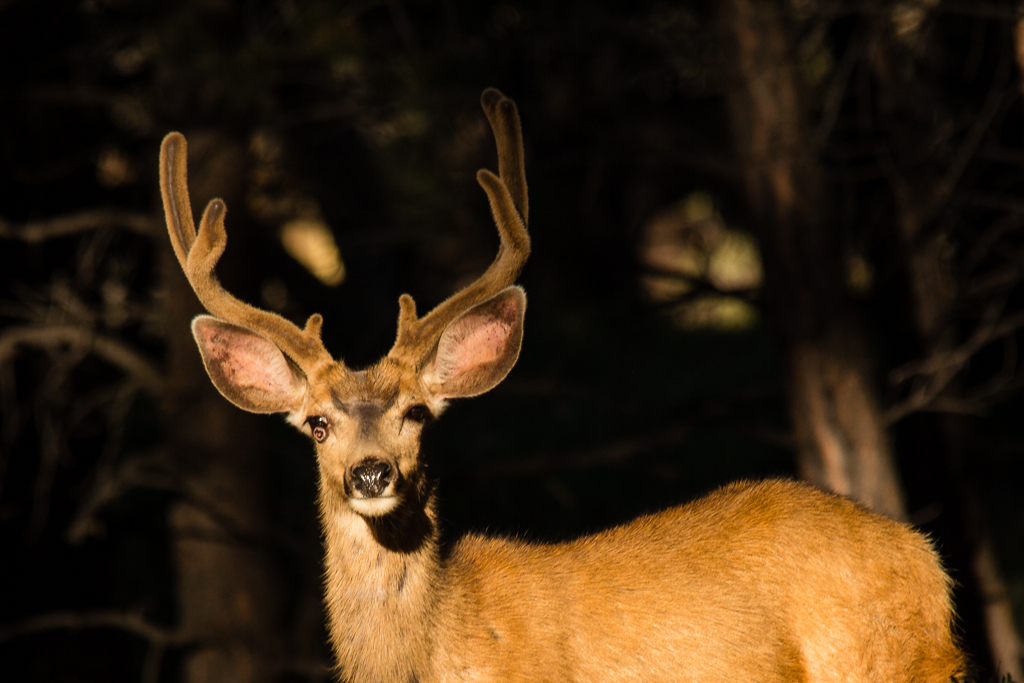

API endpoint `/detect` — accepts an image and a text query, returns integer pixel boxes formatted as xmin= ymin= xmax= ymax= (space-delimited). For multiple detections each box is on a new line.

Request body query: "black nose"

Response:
xmin=350 ymin=460 xmax=394 ymax=498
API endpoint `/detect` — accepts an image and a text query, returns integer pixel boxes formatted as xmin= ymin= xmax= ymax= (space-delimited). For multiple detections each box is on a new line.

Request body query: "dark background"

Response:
xmin=0 ymin=0 xmax=1022 ymax=681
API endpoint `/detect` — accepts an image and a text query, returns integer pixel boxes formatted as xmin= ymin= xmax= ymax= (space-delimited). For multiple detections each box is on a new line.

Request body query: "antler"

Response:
xmin=159 ymin=132 xmax=335 ymax=377
xmin=388 ymin=88 xmax=531 ymax=368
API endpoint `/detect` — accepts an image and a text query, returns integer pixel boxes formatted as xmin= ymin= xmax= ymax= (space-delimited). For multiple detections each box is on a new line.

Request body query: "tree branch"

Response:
xmin=0 ymin=325 xmax=164 ymax=396
xmin=0 ymin=610 xmax=187 ymax=646
xmin=0 ymin=209 xmax=158 ymax=242
xmin=885 ymin=306 xmax=1024 ymax=423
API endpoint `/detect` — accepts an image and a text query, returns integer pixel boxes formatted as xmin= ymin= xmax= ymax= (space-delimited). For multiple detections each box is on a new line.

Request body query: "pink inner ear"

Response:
xmin=455 ymin=317 xmax=507 ymax=370
xmin=436 ymin=314 xmax=510 ymax=381
xmin=199 ymin=323 xmax=297 ymax=396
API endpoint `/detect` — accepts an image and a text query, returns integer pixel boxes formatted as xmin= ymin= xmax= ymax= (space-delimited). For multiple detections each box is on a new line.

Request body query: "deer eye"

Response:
xmin=306 ymin=416 xmax=329 ymax=442
xmin=404 ymin=404 xmax=432 ymax=424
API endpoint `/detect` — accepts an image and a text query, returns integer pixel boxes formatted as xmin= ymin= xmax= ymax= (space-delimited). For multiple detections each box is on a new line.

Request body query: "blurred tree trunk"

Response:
xmin=720 ymin=0 xmax=906 ymax=520
xmin=161 ymin=132 xmax=287 ymax=683
xmin=869 ymin=16 xmax=1024 ymax=678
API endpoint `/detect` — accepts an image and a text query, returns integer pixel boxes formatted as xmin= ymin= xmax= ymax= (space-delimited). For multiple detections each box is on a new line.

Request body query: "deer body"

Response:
xmin=322 ymin=475 xmax=960 ymax=683
xmin=159 ymin=89 xmax=964 ymax=682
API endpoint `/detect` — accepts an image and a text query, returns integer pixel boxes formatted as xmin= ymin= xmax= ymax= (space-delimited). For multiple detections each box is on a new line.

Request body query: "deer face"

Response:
xmin=297 ymin=362 xmax=437 ymax=518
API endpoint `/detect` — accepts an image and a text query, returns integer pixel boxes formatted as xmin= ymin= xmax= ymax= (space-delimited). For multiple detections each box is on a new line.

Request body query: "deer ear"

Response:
xmin=422 ymin=286 xmax=525 ymax=399
xmin=192 ymin=315 xmax=307 ymax=414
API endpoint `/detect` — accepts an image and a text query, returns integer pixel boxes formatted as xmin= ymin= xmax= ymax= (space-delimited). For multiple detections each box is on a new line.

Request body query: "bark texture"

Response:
xmin=870 ymin=19 xmax=1024 ymax=678
xmin=721 ymin=0 xmax=906 ymax=520
xmin=161 ymin=132 xmax=287 ymax=683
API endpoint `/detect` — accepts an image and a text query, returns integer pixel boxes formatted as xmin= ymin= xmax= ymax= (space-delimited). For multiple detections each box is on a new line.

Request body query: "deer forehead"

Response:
xmin=308 ymin=360 xmax=435 ymax=419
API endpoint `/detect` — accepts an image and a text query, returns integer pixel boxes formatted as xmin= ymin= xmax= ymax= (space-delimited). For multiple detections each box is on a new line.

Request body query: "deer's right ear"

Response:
xmin=422 ymin=286 xmax=525 ymax=399
xmin=192 ymin=315 xmax=307 ymax=415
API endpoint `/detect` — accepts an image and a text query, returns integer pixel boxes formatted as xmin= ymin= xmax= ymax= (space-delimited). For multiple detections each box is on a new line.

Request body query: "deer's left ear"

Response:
xmin=422 ymin=286 xmax=525 ymax=399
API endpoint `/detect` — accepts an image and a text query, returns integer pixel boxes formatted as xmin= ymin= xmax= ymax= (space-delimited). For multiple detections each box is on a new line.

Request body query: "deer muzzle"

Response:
xmin=350 ymin=459 xmax=394 ymax=498
xmin=344 ymin=457 xmax=401 ymax=517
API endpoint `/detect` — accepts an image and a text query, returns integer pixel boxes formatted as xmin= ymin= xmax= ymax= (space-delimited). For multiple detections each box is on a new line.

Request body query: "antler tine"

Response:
xmin=159 ymin=132 xmax=335 ymax=375
xmin=480 ymin=87 xmax=528 ymax=226
xmin=388 ymin=89 xmax=531 ymax=368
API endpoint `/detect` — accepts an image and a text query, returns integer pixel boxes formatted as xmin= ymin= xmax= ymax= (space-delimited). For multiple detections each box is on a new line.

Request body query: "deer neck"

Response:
xmin=319 ymin=481 xmax=441 ymax=683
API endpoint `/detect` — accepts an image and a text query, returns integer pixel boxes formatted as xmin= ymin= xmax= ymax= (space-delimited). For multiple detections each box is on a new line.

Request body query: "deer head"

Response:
xmin=159 ymin=88 xmax=530 ymax=519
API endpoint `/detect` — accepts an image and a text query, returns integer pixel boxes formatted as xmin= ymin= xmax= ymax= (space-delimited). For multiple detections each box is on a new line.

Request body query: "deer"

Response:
xmin=159 ymin=88 xmax=965 ymax=683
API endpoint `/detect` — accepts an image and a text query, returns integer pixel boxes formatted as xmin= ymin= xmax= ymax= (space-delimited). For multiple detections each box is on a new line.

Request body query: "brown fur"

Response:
xmin=160 ymin=89 xmax=965 ymax=683
xmin=317 ymin=477 xmax=964 ymax=683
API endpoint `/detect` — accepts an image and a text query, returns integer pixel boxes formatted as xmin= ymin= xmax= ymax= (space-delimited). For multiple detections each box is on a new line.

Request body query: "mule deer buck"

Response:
xmin=159 ymin=89 xmax=964 ymax=683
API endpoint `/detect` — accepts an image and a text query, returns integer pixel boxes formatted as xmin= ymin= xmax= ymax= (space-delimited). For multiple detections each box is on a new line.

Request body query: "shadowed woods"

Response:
xmin=0 ymin=1 xmax=1022 ymax=681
